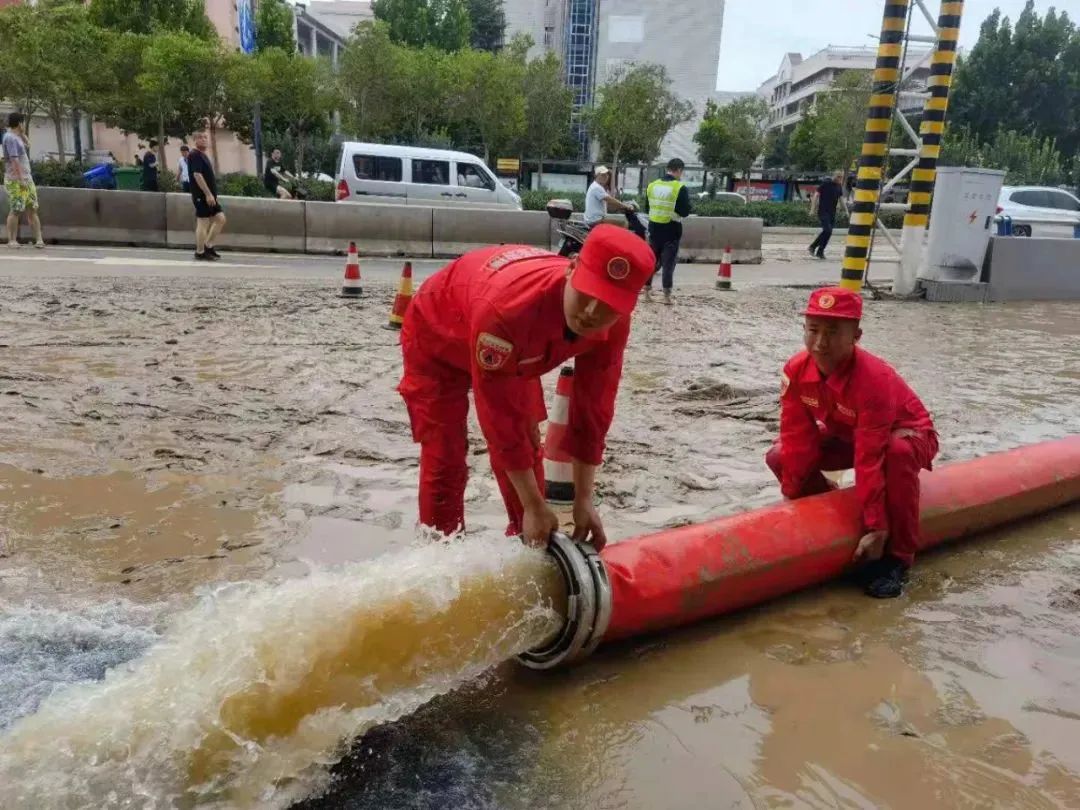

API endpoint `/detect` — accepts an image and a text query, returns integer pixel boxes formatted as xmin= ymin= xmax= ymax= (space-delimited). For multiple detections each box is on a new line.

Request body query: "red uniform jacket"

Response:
xmin=407 ymin=244 xmax=629 ymax=471
xmin=779 ymin=347 xmax=935 ymax=531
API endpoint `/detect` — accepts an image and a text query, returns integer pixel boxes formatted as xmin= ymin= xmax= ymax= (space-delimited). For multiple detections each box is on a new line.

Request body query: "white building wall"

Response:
xmin=593 ymin=0 xmax=724 ymax=164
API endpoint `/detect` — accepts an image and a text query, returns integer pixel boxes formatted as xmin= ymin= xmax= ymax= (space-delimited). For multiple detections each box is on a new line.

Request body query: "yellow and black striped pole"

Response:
xmin=895 ymin=1 xmax=964 ymax=295
xmin=840 ymin=0 xmax=910 ymax=292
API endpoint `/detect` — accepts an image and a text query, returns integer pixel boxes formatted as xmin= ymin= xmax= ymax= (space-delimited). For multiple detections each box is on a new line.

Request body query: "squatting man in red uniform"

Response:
xmin=398 ymin=224 xmax=655 ymax=550
xmin=766 ymin=287 xmax=938 ymax=598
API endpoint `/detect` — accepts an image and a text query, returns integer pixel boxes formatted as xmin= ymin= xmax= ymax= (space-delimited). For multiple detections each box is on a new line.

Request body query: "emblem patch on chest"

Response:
xmin=800 ymin=395 xmax=819 ymax=408
xmin=836 ymin=403 xmax=856 ymax=418
xmin=476 ymin=332 xmax=514 ymax=370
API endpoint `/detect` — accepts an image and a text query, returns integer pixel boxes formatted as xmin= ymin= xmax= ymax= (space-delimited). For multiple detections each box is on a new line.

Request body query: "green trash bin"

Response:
xmin=114 ymin=167 xmax=142 ymax=191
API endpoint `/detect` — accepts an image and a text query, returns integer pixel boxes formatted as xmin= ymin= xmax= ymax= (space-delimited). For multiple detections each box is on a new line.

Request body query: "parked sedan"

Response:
xmin=997 ymin=186 xmax=1080 ymax=237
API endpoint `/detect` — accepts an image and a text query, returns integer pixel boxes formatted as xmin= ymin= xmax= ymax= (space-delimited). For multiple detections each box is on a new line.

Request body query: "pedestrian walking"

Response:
xmin=141 ymin=140 xmax=159 ymax=192
xmin=177 ymin=145 xmax=191 ymax=193
xmin=186 ymin=130 xmax=226 ymax=261
xmin=644 ymin=158 xmax=691 ymax=304
xmin=808 ymin=171 xmax=845 ymax=259
xmin=3 ymin=113 xmax=44 ymax=249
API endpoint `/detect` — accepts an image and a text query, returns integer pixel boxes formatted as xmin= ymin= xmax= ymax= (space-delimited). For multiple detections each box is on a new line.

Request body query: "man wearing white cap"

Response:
xmin=584 ymin=166 xmax=633 ymax=228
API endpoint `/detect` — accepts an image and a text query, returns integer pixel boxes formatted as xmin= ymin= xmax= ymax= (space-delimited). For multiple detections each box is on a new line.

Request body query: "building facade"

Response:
xmin=757 ymin=46 xmax=931 ymax=135
xmin=504 ymin=0 xmax=726 ymax=165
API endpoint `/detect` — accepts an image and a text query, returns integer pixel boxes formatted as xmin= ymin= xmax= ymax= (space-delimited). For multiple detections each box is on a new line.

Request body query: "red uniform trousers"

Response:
xmin=400 ymin=334 xmax=547 ymax=538
xmin=765 ymin=430 xmax=938 ymax=566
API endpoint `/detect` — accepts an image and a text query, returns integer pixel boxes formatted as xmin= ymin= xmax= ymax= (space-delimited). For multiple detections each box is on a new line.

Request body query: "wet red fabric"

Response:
xmin=766 ymin=430 xmax=938 ymax=565
xmin=776 ymin=347 xmax=936 ymax=533
xmin=399 ymin=245 xmax=630 ymax=535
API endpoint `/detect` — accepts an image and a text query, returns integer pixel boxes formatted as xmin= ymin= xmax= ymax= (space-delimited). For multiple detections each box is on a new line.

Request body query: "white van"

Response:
xmin=334 ymin=143 xmax=523 ymax=210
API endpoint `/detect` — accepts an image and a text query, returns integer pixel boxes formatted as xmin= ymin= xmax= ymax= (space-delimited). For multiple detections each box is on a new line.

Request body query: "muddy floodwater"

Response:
xmin=1 ymin=271 xmax=1078 ymax=808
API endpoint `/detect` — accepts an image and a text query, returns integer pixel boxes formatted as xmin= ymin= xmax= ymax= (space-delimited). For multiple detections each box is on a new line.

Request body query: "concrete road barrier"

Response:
xmin=165 ymin=194 xmax=305 ymax=252
xmin=679 ymin=217 xmax=764 ymax=264
xmin=549 ymin=213 xmax=764 ymax=263
xmin=305 ymin=201 xmax=433 ymax=256
xmin=1 ymin=187 xmax=168 ymax=247
xmin=433 ymin=208 xmax=551 ymax=257
xmin=985 ymin=236 xmax=1080 ymax=301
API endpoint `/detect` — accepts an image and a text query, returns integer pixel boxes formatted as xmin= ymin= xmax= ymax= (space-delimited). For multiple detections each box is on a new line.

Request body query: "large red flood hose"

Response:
xmin=600 ymin=436 xmax=1080 ymax=642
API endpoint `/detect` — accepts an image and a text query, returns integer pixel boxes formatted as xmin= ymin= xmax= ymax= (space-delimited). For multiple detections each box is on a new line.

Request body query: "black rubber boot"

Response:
xmin=864 ymin=555 xmax=910 ymax=599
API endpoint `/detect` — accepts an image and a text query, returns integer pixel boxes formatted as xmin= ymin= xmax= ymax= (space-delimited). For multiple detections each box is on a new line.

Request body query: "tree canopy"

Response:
xmin=88 ymin=0 xmax=215 ymax=39
xmin=585 ymin=63 xmax=692 ymax=177
xmin=950 ymin=2 xmax=1080 ymax=160
xmin=255 ymin=0 xmax=296 ymax=53
xmin=694 ymin=96 xmax=769 ymax=180
xmin=372 ymin=0 xmax=472 ymax=51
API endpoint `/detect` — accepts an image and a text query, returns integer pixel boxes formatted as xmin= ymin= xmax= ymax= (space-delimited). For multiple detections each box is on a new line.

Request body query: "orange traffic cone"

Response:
xmin=340 ymin=241 xmax=362 ymax=298
xmin=543 ymin=366 xmax=575 ymax=504
xmin=716 ymin=245 xmax=733 ymax=291
xmin=385 ymin=262 xmax=413 ymax=330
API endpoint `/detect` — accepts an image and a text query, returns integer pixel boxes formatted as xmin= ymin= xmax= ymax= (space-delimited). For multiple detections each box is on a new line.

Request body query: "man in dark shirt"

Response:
xmin=263 ymin=148 xmax=296 ymax=199
xmin=140 ymin=141 xmax=159 ymax=192
xmin=809 ymin=171 xmax=845 ymax=259
xmin=187 ymin=130 xmax=226 ymax=262
xmin=643 ymin=158 xmax=692 ymax=304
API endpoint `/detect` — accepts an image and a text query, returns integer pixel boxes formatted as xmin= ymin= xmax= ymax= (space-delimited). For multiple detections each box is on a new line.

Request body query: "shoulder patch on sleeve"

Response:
xmin=476 ymin=332 xmax=514 ymax=370
xmin=780 ymin=372 xmax=790 ymax=396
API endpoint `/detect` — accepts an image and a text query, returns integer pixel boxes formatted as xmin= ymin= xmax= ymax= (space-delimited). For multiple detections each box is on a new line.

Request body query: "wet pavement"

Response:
xmin=0 ymin=247 xmax=1077 ymax=808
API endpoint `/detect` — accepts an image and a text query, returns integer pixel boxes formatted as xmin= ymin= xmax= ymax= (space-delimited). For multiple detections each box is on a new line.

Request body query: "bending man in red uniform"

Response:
xmin=399 ymin=224 xmax=655 ymax=550
xmin=766 ymin=287 xmax=938 ymax=598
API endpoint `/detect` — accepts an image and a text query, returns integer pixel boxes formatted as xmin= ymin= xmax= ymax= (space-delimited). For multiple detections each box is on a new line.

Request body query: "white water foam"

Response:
xmin=0 ymin=535 xmax=563 ymax=808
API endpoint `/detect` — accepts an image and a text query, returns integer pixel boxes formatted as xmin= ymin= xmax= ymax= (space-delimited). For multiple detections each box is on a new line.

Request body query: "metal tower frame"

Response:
xmin=839 ymin=0 xmax=965 ymax=294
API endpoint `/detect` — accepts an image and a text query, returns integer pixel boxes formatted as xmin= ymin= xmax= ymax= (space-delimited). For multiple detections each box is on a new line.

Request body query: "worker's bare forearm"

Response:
xmin=571 ymin=460 xmax=597 ymax=502
xmin=506 ymin=467 xmax=545 ymax=510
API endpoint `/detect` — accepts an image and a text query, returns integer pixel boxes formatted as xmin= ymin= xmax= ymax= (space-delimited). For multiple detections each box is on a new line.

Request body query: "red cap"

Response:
xmin=570 ymin=224 xmax=656 ymax=315
xmin=803 ymin=286 xmax=862 ymax=320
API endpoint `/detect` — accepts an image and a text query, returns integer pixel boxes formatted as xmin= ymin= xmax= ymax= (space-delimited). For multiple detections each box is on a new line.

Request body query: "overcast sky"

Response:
xmin=716 ymin=0 xmax=1059 ymax=92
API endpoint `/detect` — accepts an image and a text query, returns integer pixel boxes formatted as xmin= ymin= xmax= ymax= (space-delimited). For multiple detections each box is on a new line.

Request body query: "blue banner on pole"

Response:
xmin=238 ymin=0 xmax=256 ymax=54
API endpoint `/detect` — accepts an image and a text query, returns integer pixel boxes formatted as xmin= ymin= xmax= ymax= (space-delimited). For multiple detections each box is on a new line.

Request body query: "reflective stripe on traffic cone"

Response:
xmin=385 ymin=262 xmax=413 ymax=329
xmin=340 ymin=241 xmax=362 ymax=298
xmin=543 ymin=366 xmax=575 ymax=504
xmin=716 ymin=245 xmax=733 ymax=291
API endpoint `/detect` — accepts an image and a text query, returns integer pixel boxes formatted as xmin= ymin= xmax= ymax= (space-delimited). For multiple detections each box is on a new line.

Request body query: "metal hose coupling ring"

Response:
xmin=517 ymin=532 xmax=612 ymax=670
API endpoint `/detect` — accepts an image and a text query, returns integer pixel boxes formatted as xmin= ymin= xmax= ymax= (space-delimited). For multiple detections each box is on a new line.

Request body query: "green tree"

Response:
xmin=764 ymin=129 xmax=790 ymax=169
xmin=263 ymin=52 xmax=337 ymax=173
xmin=338 ymin=22 xmax=407 ymax=140
xmin=0 ymin=3 xmax=110 ymax=161
xmin=941 ymin=125 xmax=1065 ymax=185
xmin=137 ymin=32 xmax=227 ymax=170
xmin=372 ymin=0 xmax=471 ymax=51
xmin=466 ymin=0 xmax=505 ymax=51
xmin=951 ymin=2 xmax=1080 ymax=159
xmin=449 ymin=46 xmax=525 ymax=162
xmin=522 ymin=51 xmax=573 ymax=187
xmin=88 ymin=0 xmax=215 ymax=38
xmin=693 ymin=96 xmax=769 ymax=196
xmin=788 ymin=111 xmax=826 ymax=171
xmin=393 ymin=46 xmax=456 ymax=143
xmin=812 ymin=70 xmax=871 ymax=173
xmin=255 ymin=0 xmax=296 ymax=52
xmin=584 ymin=63 xmax=692 ymax=181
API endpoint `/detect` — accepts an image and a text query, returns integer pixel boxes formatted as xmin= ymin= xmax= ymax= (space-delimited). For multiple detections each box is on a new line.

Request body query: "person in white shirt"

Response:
xmin=176 ymin=145 xmax=191 ymax=193
xmin=584 ymin=166 xmax=632 ymax=228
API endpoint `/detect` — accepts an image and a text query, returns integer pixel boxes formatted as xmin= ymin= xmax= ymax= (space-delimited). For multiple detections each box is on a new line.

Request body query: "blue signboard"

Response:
xmin=238 ymin=0 xmax=256 ymax=54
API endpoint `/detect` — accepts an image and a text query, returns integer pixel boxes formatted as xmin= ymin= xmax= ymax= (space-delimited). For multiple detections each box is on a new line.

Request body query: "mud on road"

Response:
xmin=1 ymin=271 xmax=1078 ymax=808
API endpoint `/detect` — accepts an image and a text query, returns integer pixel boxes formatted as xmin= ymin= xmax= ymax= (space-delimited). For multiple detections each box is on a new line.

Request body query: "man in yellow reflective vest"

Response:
xmin=644 ymin=157 xmax=692 ymax=305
